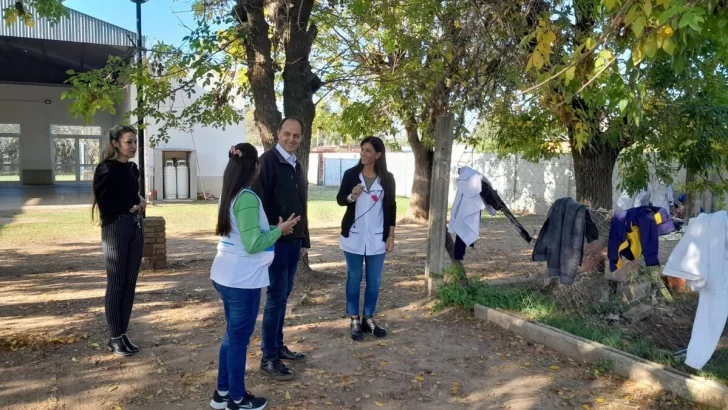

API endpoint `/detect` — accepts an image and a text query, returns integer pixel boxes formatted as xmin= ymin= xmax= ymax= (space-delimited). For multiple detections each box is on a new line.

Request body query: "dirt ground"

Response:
xmin=0 ymin=221 xmax=708 ymax=410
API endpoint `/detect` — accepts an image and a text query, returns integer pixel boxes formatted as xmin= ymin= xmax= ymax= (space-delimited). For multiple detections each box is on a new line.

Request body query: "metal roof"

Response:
xmin=0 ymin=1 xmax=137 ymax=47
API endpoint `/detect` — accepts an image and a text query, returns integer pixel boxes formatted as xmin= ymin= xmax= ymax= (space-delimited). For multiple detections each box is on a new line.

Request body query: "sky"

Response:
xmin=63 ymin=0 xmax=197 ymax=46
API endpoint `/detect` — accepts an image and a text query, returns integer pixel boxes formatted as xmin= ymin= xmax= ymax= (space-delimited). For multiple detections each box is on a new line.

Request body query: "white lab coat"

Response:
xmin=662 ymin=211 xmax=728 ymax=370
xmin=449 ymin=167 xmax=495 ymax=246
xmin=617 ymin=183 xmax=674 ymax=211
xmin=340 ymin=174 xmax=386 ymax=256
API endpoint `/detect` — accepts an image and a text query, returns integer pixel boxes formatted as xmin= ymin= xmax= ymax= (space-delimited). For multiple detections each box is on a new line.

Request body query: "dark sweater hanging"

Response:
xmin=93 ymin=160 xmax=141 ymax=226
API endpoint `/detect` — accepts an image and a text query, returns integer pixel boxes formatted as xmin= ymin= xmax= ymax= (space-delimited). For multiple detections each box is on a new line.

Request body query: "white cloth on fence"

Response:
xmin=617 ymin=183 xmax=674 ymax=211
xmin=662 ymin=211 xmax=728 ymax=370
xmin=449 ymin=167 xmax=493 ymax=246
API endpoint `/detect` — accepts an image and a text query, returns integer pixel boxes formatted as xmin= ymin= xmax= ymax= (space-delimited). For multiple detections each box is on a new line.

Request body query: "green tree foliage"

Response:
xmin=488 ymin=0 xmax=728 ymax=208
xmin=317 ymin=0 xmax=524 ymax=220
xmin=3 ymin=0 xmax=67 ymax=27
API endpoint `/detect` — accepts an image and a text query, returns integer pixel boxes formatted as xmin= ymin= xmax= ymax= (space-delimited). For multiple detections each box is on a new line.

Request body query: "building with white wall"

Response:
xmin=0 ymin=3 xmax=245 ymax=199
xmin=143 ymin=86 xmax=245 ymax=200
xmin=0 ymin=4 xmax=132 ymax=185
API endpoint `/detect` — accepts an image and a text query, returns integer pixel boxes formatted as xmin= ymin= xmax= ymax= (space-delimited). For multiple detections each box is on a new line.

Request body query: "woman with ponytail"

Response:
xmin=92 ymin=125 xmax=146 ymax=357
xmin=208 ymin=143 xmax=300 ymax=410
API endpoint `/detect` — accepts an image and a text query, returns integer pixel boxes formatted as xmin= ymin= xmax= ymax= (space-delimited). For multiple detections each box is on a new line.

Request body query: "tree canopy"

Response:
xmin=5 ymin=0 xmax=728 ymax=210
xmin=487 ymin=0 xmax=728 ymax=207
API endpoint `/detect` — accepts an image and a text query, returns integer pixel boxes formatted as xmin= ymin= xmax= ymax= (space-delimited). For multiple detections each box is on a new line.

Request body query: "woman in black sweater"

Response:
xmin=92 ymin=125 xmax=146 ymax=356
xmin=336 ymin=136 xmax=396 ymax=341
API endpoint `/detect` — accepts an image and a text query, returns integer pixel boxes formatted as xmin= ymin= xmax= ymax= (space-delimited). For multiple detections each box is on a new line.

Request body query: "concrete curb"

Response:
xmin=474 ymin=304 xmax=728 ymax=408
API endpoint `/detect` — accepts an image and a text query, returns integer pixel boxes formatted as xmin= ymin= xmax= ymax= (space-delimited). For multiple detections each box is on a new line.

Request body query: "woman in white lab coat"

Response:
xmin=336 ymin=136 xmax=397 ymax=341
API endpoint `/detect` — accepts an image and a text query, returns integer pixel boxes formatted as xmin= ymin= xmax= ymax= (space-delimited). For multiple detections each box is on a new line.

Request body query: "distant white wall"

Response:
xmin=307 ymin=145 xmax=687 ymax=215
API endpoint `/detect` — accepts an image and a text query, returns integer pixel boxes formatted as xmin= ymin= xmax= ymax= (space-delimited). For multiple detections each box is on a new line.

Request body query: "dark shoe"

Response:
xmin=350 ymin=316 xmax=363 ymax=341
xmin=362 ymin=316 xmax=387 ymax=338
xmin=209 ymin=390 xmax=230 ymax=410
xmin=121 ymin=334 xmax=140 ymax=353
xmin=278 ymin=345 xmax=306 ymax=362
xmin=107 ymin=338 xmax=134 ymax=357
xmin=226 ymin=391 xmax=267 ymax=410
xmin=260 ymin=359 xmax=294 ymax=381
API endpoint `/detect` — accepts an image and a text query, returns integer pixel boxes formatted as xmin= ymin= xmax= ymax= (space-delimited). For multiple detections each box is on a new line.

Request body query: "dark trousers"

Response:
xmin=261 ymin=239 xmax=302 ymax=362
xmin=102 ymin=215 xmax=143 ymax=338
xmin=213 ymin=281 xmax=261 ymax=402
xmin=454 ymin=235 xmax=467 ymax=260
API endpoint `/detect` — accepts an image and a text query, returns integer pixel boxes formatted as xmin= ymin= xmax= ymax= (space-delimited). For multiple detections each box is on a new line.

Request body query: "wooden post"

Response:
xmin=426 ymin=113 xmax=455 ymax=297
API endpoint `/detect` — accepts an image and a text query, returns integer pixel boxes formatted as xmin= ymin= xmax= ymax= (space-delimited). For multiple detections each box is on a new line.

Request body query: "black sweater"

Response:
xmin=252 ymin=148 xmax=310 ymax=248
xmin=93 ymin=160 xmax=141 ymax=226
xmin=336 ymin=167 xmax=397 ymax=242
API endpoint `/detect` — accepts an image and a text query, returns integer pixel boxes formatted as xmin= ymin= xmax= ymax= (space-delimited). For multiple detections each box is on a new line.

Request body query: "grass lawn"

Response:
xmin=0 ymin=186 xmax=410 ymax=244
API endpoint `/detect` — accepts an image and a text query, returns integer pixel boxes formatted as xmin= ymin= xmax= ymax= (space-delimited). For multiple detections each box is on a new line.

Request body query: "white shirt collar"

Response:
xmin=275 ymin=144 xmax=296 ymax=166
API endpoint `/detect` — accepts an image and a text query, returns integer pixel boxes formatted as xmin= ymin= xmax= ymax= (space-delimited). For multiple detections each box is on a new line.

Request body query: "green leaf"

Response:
xmin=658 ymin=7 xmax=682 ymax=24
xmin=66 ymin=69 xmax=75 ymax=75
xmin=632 ymin=42 xmax=644 ymax=65
xmin=678 ymin=12 xmax=692 ymax=28
xmin=643 ymin=35 xmax=658 ymax=58
xmin=633 ymin=15 xmax=647 ymax=37
xmin=643 ymin=0 xmax=653 ymax=17
xmin=662 ymin=37 xmax=675 ymax=55
xmin=619 ymin=99 xmax=629 ymax=113
xmin=604 ymin=0 xmax=617 ymax=11
xmin=627 ymin=5 xmax=641 ymax=25
xmin=532 ymin=51 xmax=545 ymax=70
xmin=565 ymin=66 xmax=576 ymax=84
xmin=688 ymin=18 xmax=703 ymax=32
xmin=585 ymin=37 xmax=597 ymax=50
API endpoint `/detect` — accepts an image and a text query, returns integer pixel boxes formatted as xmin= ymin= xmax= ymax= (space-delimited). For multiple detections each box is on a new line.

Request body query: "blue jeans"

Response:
xmin=213 ymin=281 xmax=261 ymax=402
xmin=344 ymin=252 xmax=386 ymax=317
xmin=261 ymin=239 xmax=302 ymax=362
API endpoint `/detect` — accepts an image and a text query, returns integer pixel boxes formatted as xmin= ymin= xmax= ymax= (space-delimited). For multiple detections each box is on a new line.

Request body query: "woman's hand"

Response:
xmin=277 ymin=214 xmax=301 ymax=235
xmin=138 ymin=197 xmax=147 ymax=212
xmin=386 ymin=236 xmax=395 ymax=253
xmin=350 ymin=184 xmax=364 ymax=202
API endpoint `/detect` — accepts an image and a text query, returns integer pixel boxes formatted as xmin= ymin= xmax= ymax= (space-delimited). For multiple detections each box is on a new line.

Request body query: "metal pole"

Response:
xmin=134 ymin=0 xmax=146 ymax=204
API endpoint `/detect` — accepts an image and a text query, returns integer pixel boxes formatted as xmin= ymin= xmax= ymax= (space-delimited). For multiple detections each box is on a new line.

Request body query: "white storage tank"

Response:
xmin=163 ymin=160 xmax=177 ymax=199
xmin=176 ymin=159 xmax=189 ymax=199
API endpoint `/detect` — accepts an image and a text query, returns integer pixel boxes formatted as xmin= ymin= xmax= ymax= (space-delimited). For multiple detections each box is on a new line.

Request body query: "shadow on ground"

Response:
xmin=0 ymin=224 xmax=713 ymax=410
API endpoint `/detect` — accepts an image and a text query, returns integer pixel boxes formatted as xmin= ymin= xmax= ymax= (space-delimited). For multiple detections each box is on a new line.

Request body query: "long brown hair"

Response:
xmin=91 ymin=125 xmax=138 ymax=222
xmin=216 ymin=143 xmax=260 ymax=237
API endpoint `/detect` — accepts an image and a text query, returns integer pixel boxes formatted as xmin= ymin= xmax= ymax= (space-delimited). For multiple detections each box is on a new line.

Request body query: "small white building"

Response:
xmin=142 ymin=86 xmax=246 ymax=200
xmin=0 ymin=3 xmax=245 ymax=200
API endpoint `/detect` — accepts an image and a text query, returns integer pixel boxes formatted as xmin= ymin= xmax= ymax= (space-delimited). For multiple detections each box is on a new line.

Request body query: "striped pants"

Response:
xmin=101 ymin=215 xmax=144 ymax=338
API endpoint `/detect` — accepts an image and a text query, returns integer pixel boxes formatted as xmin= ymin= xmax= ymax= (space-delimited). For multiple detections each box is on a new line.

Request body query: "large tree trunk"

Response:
xmin=570 ymin=135 xmax=620 ymax=210
xmin=404 ymin=118 xmax=434 ymax=222
xmin=282 ymin=0 xmax=318 ymax=177
xmin=281 ymin=0 xmax=318 ymax=273
xmin=239 ymin=0 xmax=319 ymax=273
xmin=239 ymin=0 xmax=282 ymax=150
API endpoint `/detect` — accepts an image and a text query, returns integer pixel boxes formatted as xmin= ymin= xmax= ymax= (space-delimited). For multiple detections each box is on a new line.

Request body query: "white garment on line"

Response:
xmin=662 ymin=211 xmax=728 ymax=370
xmin=616 ymin=183 xmax=674 ymax=211
xmin=448 ymin=167 xmax=494 ymax=246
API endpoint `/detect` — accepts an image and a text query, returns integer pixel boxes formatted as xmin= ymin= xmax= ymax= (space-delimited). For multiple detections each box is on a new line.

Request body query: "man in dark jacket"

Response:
xmin=253 ymin=117 xmax=310 ymax=381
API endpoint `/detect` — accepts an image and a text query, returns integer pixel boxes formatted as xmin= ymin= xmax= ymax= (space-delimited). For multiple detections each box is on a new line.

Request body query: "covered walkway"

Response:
xmin=0 ymin=184 xmax=91 ymax=210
